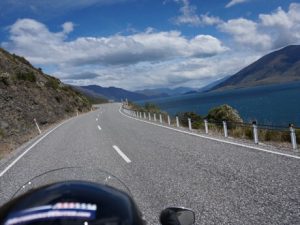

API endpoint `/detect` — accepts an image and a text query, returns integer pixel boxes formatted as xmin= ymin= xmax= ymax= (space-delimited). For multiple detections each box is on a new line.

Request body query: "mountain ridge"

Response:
xmin=210 ymin=45 xmax=300 ymax=91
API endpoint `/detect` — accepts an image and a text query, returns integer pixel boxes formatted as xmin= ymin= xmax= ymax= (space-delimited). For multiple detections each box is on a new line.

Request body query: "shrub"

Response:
xmin=0 ymin=128 xmax=5 ymax=139
xmin=0 ymin=77 xmax=9 ymax=85
xmin=144 ymin=102 xmax=160 ymax=113
xmin=128 ymin=101 xmax=144 ymax=111
xmin=46 ymin=77 xmax=60 ymax=89
xmin=244 ymin=127 xmax=253 ymax=139
xmin=16 ymin=71 xmax=36 ymax=82
xmin=178 ymin=112 xmax=203 ymax=129
xmin=206 ymin=104 xmax=243 ymax=124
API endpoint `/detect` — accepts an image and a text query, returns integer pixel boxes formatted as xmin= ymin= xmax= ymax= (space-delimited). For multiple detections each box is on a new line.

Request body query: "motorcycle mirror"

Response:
xmin=160 ymin=207 xmax=195 ymax=225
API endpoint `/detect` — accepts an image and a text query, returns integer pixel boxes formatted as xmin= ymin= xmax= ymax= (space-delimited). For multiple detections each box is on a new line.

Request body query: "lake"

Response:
xmin=135 ymin=82 xmax=300 ymax=127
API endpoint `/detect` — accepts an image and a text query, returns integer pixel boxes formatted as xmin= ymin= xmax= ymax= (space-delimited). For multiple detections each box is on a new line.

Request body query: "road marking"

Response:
xmin=112 ymin=145 xmax=131 ymax=163
xmin=97 ymin=125 xmax=102 ymax=130
xmin=96 ymin=118 xmax=98 ymax=121
xmin=0 ymin=119 xmax=70 ymax=177
xmin=119 ymin=107 xmax=300 ymax=160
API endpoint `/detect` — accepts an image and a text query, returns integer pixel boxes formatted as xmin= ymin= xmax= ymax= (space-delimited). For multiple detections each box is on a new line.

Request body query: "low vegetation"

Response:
xmin=16 ymin=71 xmax=36 ymax=82
xmin=128 ymin=102 xmax=298 ymax=146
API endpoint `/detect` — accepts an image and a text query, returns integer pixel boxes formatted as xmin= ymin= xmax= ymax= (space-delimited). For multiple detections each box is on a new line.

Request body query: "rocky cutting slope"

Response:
xmin=0 ymin=48 xmax=91 ymax=156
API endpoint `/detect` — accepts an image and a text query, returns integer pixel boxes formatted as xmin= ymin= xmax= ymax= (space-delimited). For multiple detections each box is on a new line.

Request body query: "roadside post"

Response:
xmin=159 ymin=114 xmax=162 ymax=123
xmin=204 ymin=119 xmax=208 ymax=134
xmin=144 ymin=112 xmax=146 ymax=119
xmin=176 ymin=116 xmax=180 ymax=127
xmin=188 ymin=118 xmax=192 ymax=131
xmin=289 ymin=124 xmax=298 ymax=151
xmin=253 ymin=121 xmax=259 ymax=144
xmin=167 ymin=115 xmax=171 ymax=126
xmin=154 ymin=113 xmax=157 ymax=122
xmin=223 ymin=120 xmax=228 ymax=138
xmin=148 ymin=112 xmax=151 ymax=121
xmin=34 ymin=118 xmax=41 ymax=134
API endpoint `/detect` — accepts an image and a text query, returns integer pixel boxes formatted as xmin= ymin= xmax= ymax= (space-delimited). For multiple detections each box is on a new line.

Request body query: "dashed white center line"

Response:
xmin=97 ymin=125 xmax=102 ymax=131
xmin=96 ymin=118 xmax=98 ymax=121
xmin=112 ymin=145 xmax=131 ymax=163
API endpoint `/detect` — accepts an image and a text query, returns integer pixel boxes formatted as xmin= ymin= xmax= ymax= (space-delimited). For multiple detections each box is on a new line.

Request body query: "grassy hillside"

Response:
xmin=0 ymin=48 xmax=93 ymax=156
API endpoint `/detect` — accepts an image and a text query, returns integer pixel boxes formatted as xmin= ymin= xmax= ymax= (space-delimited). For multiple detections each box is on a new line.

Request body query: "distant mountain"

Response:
xmin=210 ymin=45 xmax=300 ymax=91
xmin=80 ymin=85 xmax=150 ymax=101
xmin=198 ymin=76 xmax=230 ymax=93
xmin=183 ymin=90 xmax=199 ymax=95
xmin=72 ymin=86 xmax=108 ymax=104
xmin=136 ymin=87 xmax=196 ymax=97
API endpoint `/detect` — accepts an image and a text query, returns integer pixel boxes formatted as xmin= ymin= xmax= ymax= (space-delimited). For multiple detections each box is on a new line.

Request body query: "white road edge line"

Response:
xmin=119 ymin=107 xmax=300 ymax=160
xmin=97 ymin=125 xmax=102 ymax=131
xmin=113 ymin=145 xmax=131 ymax=163
xmin=0 ymin=119 xmax=70 ymax=177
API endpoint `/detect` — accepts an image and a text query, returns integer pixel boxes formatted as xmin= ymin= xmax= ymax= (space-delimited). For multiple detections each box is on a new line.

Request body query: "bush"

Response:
xmin=178 ymin=112 xmax=203 ymax=129
xmin=0 ymin=77 xmax=9 ymax=85
xmin=144 ymin=102 xmax=160 ymax=113
xmin=16 ymin=71 xmax=36 ymax=82
xmin=206 ymin=104 xmax=243 ymax=124
xmin=128 ymin=101 xmax=144 ymax=111
xmin=0 ymin=128 xmax=5 ymax=139
xmin=46 ymin=77 xmax=60 ymax=89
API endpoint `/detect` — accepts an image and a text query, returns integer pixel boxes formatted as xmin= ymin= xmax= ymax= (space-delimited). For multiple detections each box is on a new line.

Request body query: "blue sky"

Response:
xmin=0 ymin=0 xmax=300 ymax=90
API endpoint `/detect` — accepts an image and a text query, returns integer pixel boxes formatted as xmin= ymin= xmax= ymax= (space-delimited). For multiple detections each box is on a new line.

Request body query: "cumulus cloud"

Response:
xmin=225 ymin=0 xmax=248 ymax=8
xmin=218 ymin=18 xmax=272 ymax=50
xmin=219 ymin=3 xmax=300 ymax=50
xmin=3 ymin=19 xmax=228 ymax=67
xmin=259 ymin=3 xmax=300 ymax=48
xmin=62 ymin=22 xmax=74 ymax=34
xmin=61 ymin=53 xmax=259 ymax=90
xmin=172 ymin=0 xmax=222 ymax=26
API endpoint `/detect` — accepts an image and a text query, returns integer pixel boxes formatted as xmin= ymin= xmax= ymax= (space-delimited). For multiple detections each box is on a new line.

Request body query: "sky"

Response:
xmin=0 ymin=0 xmax=300 ymax=90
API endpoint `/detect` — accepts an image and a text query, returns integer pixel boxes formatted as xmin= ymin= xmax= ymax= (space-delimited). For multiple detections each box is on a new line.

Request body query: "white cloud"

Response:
xmin=61 ymin=52 xmax=259 ymax=90
xmin=3 ymin=19 xmax=228 ymax=67
xmin=219 ymin=3 xmax=300 ymax=50
xmin=259 ymin=3 xmax=300 ymax=48
xmin=172 ymin=0 xmax=222 ymax=26
xmin=225 ymin=0 xmax=248 ymax=8
xmin=218 ymin=18 xmax=272 ymax=50
xmin=62 ymin=22 xmax=74 ymax=34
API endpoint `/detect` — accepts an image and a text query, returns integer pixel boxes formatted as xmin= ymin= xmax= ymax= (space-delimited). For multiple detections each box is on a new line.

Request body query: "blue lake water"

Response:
xmin=135 ymin=82 xmax=300 ymax=126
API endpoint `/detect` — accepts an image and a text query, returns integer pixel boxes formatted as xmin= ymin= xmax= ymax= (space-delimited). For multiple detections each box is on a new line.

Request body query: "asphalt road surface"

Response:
xmin=1 ymin=103 xmax=299 ymax=224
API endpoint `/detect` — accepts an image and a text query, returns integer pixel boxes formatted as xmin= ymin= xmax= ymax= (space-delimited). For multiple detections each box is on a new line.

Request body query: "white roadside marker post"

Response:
xmin=204 ymin=119 xmax=208 ymax=134
xmin=154 ymin=113 xmax=157 ymax=122
xmin=176 ymin=116 xmax=179 ymax=128
xmin=223 ymin=120 xmax=228 ymax=138
xmin=148 ymin=112 xmax=151 ymax=121
xmin=253 ymin=121 xmax=259 ymax=144
xmin=159 ymin=114 xmax=162 ymax=124
xmin=167 ymin=115 xmax=171 ymax=126
xmin=144 ymin=112 xmax=146 ymax=119
xmin=188 ymin=118 xmax=192 ymax=131
xmin=34 ymin=118 xmax=41 ymax=134
xmin=289 ymin=124 xmax=298 ymax=151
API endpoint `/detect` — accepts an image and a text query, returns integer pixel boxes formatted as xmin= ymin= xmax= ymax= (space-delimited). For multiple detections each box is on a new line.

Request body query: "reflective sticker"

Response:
xmin=4 ymin=202 xmax=97 ymax=225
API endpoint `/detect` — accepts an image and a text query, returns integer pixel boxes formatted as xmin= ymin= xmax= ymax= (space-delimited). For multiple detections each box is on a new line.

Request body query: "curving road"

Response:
xmin=0 ymin=103 xmax=299 ymax=224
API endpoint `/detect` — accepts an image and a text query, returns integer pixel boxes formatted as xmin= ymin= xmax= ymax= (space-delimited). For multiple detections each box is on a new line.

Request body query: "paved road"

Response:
xmin=0 ymin=103 xmax=299 ymax=224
